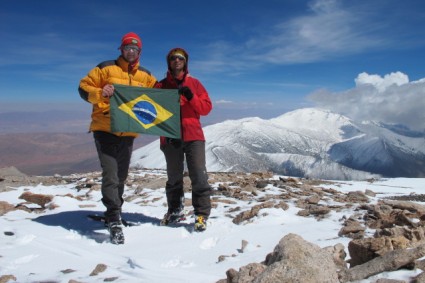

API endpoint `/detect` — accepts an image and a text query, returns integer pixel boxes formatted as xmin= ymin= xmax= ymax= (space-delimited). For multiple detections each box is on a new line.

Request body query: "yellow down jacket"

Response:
xmin=78 ymin=56 xmax=157 ymax=137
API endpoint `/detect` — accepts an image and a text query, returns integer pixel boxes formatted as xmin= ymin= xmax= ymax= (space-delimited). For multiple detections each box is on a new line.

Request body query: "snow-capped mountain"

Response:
xmin=131 ymin=108 xmax=425 ymax=180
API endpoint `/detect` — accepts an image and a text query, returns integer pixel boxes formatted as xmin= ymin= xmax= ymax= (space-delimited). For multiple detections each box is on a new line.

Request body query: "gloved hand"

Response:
xmin=166 ymin=138 xmax=182 ymax=148
xmin=179 ymin=86 xmax=193 ymax=101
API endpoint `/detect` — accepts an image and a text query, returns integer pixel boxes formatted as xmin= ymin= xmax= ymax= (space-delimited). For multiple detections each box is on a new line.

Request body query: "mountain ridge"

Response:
xmin=131 ymin=108 xmax=425 ymax=180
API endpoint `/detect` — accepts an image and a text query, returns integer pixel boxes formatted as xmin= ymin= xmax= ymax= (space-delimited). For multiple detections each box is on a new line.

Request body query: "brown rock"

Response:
xmin=415 ymin=258 xmax=425 ymax=271
xmin=348 ymin=236 xmax=410 ymax=267
xmin=412 ymin=271 xmax=425 ymax=283
xmin=0 ymin=201 xmax=15 ymax=216
xmin=306 ymin=194 xmax=321 ymax=204
xmin=258 ymin=233 xmax=339 ymax=283
xmin=323 ymin=243 xmax=347 ymax=270
xmin=338 ymin=219 xmax=366 ymax=238
xmin=18 ymin=191 xmax=54 ymax=208
xmin=0 ymin=275 xmax=17 ymax=283
xmin=89 ymin=263 xmax=107 ymax=276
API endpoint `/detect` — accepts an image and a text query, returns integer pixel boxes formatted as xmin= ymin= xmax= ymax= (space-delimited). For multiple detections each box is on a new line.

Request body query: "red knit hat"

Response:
xmin=120 ymin=32 xmax=142 ymax=49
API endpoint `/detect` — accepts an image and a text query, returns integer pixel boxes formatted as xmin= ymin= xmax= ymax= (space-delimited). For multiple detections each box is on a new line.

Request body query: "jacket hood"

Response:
xmin=167 ymin=47 xmax=189 ymax=73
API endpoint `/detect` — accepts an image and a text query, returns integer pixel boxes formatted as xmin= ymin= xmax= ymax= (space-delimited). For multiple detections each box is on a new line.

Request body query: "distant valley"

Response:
xmin=0 ymin=133 xmax=157 ymax=176
xmin=0 ymin=110 xmax=158 ymax=176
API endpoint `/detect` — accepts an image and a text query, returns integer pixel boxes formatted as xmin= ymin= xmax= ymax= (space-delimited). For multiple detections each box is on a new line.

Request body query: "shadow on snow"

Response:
xmin=32 ymin=210 xmax=161 ymax=243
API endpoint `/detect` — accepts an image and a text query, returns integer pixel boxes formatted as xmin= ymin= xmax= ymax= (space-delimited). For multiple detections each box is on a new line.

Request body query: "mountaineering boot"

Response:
xmin=160 ymin=209 xmax=186 ymax=226
xmin=194 ymin=215 xmax=207 ymax=232
xmin=108 ymin=221 xmax=125 ymax=244
xmin=160 ymin=195 xmax=185 ymax=226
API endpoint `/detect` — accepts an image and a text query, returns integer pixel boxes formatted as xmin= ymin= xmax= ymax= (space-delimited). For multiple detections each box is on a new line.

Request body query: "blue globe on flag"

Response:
xmin=132 ymin=101 xmax=157 ymax=124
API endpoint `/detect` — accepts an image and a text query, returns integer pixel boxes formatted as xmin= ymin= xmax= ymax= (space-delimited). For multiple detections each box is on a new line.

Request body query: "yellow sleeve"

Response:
xmin=79 ymin=67 xmax=108 ymax=104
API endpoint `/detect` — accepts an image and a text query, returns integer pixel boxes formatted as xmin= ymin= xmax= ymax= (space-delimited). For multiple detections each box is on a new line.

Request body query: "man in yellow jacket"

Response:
xmin=78 ymin=32 xmax=157 ymax=244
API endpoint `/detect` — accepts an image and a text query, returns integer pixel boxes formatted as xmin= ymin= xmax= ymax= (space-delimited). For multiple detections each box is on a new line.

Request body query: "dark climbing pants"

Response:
xmin=161 ymin=140 xmax=211 ymax=217
xmin=94 ymin=131 xmax=134 ymax=223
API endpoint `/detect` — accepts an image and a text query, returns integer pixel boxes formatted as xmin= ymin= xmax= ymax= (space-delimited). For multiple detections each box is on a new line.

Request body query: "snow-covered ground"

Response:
xmin=1 ymin=170 xmax=425 ymax=282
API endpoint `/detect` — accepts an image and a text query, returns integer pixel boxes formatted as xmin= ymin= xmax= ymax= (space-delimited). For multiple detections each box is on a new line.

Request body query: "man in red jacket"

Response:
xmin=155 ymin=47 xmax=212 ymax=232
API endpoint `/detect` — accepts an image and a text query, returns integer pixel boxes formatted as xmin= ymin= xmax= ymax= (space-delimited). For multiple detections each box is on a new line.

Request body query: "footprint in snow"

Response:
xmin=161 ymin=257 xmax=194 ymax=268
xmin=199 ymin=237 xmax=219 ymax=250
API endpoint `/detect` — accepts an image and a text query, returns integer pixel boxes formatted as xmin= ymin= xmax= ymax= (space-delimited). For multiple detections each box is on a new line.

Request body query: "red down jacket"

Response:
xmin=155 ymin=48 xmax=212 ymax=144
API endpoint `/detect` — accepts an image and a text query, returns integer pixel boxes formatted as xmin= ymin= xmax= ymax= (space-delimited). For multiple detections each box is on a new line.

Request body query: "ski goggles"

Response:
xmin=122 ymin=45 xmax=140 ymax=52
xmin=169 ymin=55 xmax=186 ymax=61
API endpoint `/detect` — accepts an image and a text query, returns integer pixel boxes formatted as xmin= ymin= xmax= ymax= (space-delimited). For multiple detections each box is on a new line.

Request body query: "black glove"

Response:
xmin=165 ymin=138 xmax=182 ymax=148
xmin=179 ymin=86 xmax=193 ymax=101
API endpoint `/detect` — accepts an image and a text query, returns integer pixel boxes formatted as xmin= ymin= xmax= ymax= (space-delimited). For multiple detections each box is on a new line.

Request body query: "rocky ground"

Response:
xmin=1 ymin=166 xmax=425 ymax=282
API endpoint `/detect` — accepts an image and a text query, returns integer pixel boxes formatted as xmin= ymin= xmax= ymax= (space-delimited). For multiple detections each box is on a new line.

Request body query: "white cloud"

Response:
xmin=308 ymin=72 xmax=425 ymax=131
xmin=215 ymin=99 xmax=234 ymax=104
xmin=252 ymin=0 xmax=388 ymax=64
xmin=355 ymin=72 xmax=409 ymax=92
xmin=197 ymin=0 xmax=392 ymax=72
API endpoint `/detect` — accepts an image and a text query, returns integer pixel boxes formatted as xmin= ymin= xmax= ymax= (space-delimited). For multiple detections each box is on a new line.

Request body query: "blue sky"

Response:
xmin=1 ymin=0 xmax=425 ymax=128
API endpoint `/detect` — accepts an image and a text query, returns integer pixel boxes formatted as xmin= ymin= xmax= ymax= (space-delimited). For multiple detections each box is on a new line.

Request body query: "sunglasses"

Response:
xmin=123 ymin=45 xmax=140 ymax=52
xmin=169 ymin=55 xmax=185 ymax=61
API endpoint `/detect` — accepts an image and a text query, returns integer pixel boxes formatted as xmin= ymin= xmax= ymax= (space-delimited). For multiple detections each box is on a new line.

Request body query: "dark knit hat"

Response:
xmin=120 ymin=32 xmax=142 ymax=49
xmin=168 ymin=49 xmax=186 ymax=61
xmin=167 ymin=48 xmax=188 ymax=62
xmin=166 ymin=47 xmax=189 ymax=72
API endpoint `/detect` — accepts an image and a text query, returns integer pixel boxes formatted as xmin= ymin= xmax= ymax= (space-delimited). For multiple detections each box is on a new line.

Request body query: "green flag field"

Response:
xmin=110 ymin=84 xmax=181 ymax=139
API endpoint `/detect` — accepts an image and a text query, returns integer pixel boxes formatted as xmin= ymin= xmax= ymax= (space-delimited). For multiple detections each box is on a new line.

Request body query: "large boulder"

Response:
xmin=221 ymin=233 xmax=340 ymax=283
xmin=257 ymin=233 xmax=339 ymax=283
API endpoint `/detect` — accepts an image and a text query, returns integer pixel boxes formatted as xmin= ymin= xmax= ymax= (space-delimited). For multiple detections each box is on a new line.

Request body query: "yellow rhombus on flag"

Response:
xmin=110 ymin=84 xmax=181 ymax=138
xmin=118 ymin=94 xmax=173 ymax=129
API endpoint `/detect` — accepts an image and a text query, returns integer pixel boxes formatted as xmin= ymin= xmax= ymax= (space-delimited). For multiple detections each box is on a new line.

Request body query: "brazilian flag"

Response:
xmin=110 ymin=84 xmax=181 ymax=139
